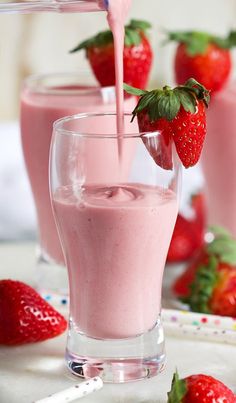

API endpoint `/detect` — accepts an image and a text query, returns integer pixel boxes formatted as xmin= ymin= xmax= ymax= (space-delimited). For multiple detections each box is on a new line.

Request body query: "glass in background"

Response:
xmin=20 ymin=72 xmax=136 ymax=296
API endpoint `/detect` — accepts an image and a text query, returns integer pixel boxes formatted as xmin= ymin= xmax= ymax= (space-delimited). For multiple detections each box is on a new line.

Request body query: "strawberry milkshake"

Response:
xmin=53 ymin=183 xmax=178 ymax=339
xmin=201 ymin=83 xmax=236 ymax=236
xmin=20 ymin=73 xmax=136 ymax=274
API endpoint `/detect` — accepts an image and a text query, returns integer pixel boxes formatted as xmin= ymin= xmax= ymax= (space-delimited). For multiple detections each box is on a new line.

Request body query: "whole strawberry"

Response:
xmin=124 ymin=78 xmax=210 ymax=169
xmin=70 ymin=19 xmax=153 ymax=89
xmin=0 ymin=280 xmax=67 ymax=345
xmin=167 ymin=30 xmax=236 ymax=93
xmin=167 ymin=370 xmax=236 ymax=403
xmin=167 ymin=193 xmax=206 ymax=262
xmin=173 ymin=227 xmax=236 ymax=316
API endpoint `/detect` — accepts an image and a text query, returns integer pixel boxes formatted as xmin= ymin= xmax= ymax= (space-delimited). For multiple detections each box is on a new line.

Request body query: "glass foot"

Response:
xmin=66 ymin=320 xmax=165 ymax=383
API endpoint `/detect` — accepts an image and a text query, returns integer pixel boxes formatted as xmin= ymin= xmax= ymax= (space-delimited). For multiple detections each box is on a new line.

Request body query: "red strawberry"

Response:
xmin=167 ymin=193 xmax=206 ymax=262
xmin=167 ymin=30 xmax=236 ymax=93
xmin=167 ymin=370 xmax=236 ymax=403
xmin=172 ymin=250 xmax=206 ymax=297
xmin=173 ymin=257 xmax=200 ymax=297
xmin=124 ymin=78 xmax=210 ymax=169
xmin=0 ymin=280 xmax=67 ymax=345
xmin=210 ymin=265 xmax=236 ymax=316
xmin=172 ymin=227 xmax=236 ymax=316
xmin=70 ymin=19 xmax=153 ymax=89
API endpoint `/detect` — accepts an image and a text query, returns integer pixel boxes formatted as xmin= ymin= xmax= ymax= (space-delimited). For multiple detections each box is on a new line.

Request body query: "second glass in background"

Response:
xmin=20 ymin=72 xmax=136 ymax=296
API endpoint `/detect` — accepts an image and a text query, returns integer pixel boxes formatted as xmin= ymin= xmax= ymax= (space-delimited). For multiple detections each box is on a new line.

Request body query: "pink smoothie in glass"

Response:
xmin=53 ymin=183 xmax=178 ymax=339
xmin=20 ymin=82 xmax=136 ymax=265
xmin=201 ymin=83 xmax=236 ymax=236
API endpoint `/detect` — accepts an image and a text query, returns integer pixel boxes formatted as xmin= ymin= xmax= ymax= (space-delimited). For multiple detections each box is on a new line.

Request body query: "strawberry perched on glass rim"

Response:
xmin=166 ymin=30 xmax=236 ymax=93
xmin=124 ymin=78 xmax=210 ymax=169
xmin=167 ymin=370 xmax=236 ymax=403
xmin=70 ymin=19 xmax=153 ymax=90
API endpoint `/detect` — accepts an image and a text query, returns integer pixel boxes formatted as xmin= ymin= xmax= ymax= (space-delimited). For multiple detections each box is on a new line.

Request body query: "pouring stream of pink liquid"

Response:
xmin=107 ymin=0 xmax=132 ymax=156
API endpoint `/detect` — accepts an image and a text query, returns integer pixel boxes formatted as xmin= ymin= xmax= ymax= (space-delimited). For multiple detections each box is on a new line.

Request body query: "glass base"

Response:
xmin=35 ymin=248 xmax=68 ymax=299
xmin=66 ymin=319 xmax=165 ymax=383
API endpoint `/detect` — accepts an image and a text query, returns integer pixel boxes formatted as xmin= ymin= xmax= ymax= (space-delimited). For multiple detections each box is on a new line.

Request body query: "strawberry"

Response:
xmin=167 ymin=30 xmax=236 ymax=93
xmin=172 ymin=227 xmax=236 ymax=316
xmin=124 ymin=78 xmax=210 ymax=169
xmin=167 ymin=370 xmax=236 ymax=403
xmin=173 ymin=256 xmax=200 ymax=297
xmin=167 ymin=193 xmax=206 ymax=262
xmin=70 ymin=19 xmax=153 ymax=89
xmin=0 ymin=280 xmax=67 ymax=345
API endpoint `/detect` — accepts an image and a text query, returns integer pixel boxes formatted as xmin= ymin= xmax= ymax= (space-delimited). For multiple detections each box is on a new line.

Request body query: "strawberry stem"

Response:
xmin=166 ymin=30 xmax=236 ymax=56
xmin=124 ymin=78 xmax=210 ymax=123
xmin=69 ymin=19 xmax=152 ymax=53
xmin=167 ymin=370 xmax=187 ymax=403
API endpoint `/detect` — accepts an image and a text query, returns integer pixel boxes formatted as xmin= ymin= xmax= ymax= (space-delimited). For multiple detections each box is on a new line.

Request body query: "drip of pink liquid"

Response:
xmin=107 ymin=0 xmax=132 ymax=156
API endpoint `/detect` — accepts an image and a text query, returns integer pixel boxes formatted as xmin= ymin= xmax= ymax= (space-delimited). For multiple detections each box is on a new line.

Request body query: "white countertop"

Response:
xmin=0 ymin=242 xmax=236 ymax=403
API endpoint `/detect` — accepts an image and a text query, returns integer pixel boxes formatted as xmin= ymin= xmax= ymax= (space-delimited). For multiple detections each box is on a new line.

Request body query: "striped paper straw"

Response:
xmin=34 ymin=377 xmax=103 ymax=403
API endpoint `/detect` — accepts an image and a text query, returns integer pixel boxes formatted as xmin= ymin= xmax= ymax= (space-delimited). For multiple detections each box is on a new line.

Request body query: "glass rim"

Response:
xmin=53 ymin=112 xmax=163 ymax=139
xmin=22 ymin=72 xmax=115 ymax=96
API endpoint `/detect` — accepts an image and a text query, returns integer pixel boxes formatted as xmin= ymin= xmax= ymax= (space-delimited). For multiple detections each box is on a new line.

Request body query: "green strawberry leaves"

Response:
xmin=167 ymin=30 xmax=236 ymax=56
xmin=183 ymin=255 xmax=219 ymax=313
xmin=123 ymin=84 xmax=147 ymax=97
xmin=168 ymin=31 xmax=211 ymax=55
xmin=70 ymin=31 xmax=113 ymax=53
xmin=128 ymin=19 xmax=151 ymax=31
xmin=167 ymin=370 xmax=187 ymax=403
xmin=70 ymin=19 xmax=151 ymax=53
xmin=207 ymin=227 xmax=236 ymax=265
xmin=124 ymin=78 xmax=210 ymax=123
xmin=125 ymin=20 xmax=151 ymax=46
xmin=183 ymin=227 xmax=236 ymax=313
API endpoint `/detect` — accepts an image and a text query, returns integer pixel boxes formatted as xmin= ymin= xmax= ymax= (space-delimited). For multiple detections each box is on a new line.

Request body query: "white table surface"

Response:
xmin=0 ymin=242 xmax=236 ymax=403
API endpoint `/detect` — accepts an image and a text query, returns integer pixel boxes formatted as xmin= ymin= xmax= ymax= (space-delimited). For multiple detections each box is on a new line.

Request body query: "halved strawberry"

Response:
xmin=70 ymin=19 xmax=153 ymax=90
xmin=167 ymin=30 xmax=236 ymax=93
xmin=0 ymin=280 xmax=67 ymax=345
xmin=168 ymin=370 xmax=236 ymax=403
xmin=124 ymin=78 xmax=210 ymax=169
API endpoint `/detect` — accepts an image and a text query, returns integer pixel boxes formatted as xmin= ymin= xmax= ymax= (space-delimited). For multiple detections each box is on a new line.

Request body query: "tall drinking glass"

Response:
xmin=50 ymin=112 xmax=181 ymax=382
xmin=20 ymin=73 xmax=136 ymax=296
